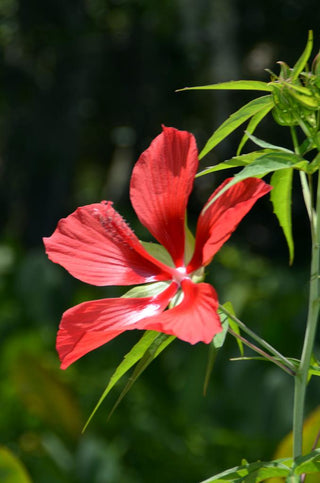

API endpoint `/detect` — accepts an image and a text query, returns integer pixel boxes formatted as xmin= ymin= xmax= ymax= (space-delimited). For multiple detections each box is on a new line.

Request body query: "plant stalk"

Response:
xmin=292 ymin=171 xmax=320 ymax=463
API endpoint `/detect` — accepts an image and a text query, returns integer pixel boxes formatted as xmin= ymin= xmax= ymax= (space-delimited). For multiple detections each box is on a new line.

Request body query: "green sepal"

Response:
xmin=140 ymin=240 xmax=174 ymax=267
xmin=291 ymin=30 xmax=313 ymax=81
xmin=121 ymin=281 xmax=170 ymax=299
xmin=199 ymin=95 xmax=274 ymax=159
xmin=270 ymin=168 xmax=294 ymax=264
xmin=184 ymin=217 xmax=195 ymax=265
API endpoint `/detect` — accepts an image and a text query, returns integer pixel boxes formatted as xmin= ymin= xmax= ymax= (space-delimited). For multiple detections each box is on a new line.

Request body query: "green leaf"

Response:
xmin=177 ymin=80 xmax=273 ymax=92
xmin=291 ymin=30 xmax=313 ymax=80
xmin=200 ymin=459 xmax=292 ymax=482
xmin=199 ymin=96 xmax=274 ymax=159
xmin=293 ymin=449 xmax=320 ymax=475
xmin=196 ymin=150 xmax=274 ymax=177
xmin=237 ymin=102 xmax=274 ymax=154
xmin=222 ymin=302 xmax=244 ymax=356
xmin=140 ymin=241 xmax=174 ymax=267
xmin=270 ymin=168 xmax=294 ymax=264
xmin=232 ymin=151 xmax=305 ymax=179
xmin=203 ymin=343 xmax=217 ymax=397
xmin=0 ymin=446 xmax=32 ymax=483
xmin=203 ymin=152 xmax=306 ymax=213
xmin=242 ymin=132 xmax=294 ymax=153
xmin=203 ymin=303 xmax=237 ymax=396
xmin=121 ymin=281 xmax=170 ymax=299
xmin=82 ymin=330 xmax=162 ymax=431
xmin=308 ymin=152 xmax=320 ymax=173
xmin=107 ymin=333 xmax=175 ymax=420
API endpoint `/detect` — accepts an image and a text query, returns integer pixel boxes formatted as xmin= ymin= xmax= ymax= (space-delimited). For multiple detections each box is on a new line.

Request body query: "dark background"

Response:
xmin=1 ymin=1 xmax=320 ymax=482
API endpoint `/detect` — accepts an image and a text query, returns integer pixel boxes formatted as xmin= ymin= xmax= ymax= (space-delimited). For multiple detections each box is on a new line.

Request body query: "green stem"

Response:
xmin=219 ymin=305 xmax=296 ymax=372
xmin=228 ymin=328 xmax=295 ymax=376
xmin=292 ymin=171 xmax=320 ymax=462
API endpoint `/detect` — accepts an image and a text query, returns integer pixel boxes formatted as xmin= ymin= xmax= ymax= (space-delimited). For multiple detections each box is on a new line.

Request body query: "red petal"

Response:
xmin=57 ymin=282 xmax=178 ymax=369
xmin=137 ymin=279 xmax=221 ymax=344
xmin=44 ymin=201 xmax=173 ymax=286
xmin=130 ymin=126 xmax=198 ymax=267
xmin=187 ymin=178 xmax=271 ymax=272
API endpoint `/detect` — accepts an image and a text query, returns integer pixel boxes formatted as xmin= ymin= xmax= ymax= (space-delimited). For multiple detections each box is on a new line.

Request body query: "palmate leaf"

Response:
xmin=270 ymin=168 xmax=294 ymax=264
xmin=199 ymin=95 xmax=274 ymax=159
xmin=177 ymin=80 xmax=273 ymax=92
xmin=82 ymin=330 xmax=174 ymax=431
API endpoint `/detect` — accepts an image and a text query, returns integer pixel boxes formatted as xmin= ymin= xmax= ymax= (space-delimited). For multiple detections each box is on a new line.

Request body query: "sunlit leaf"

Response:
xmin=199 ymin=96 xmax=274 ymax=159
xmin=107 ymin=333 xmax=175 ymax=420
xmin=291 ymin=30 xmax=313 ymax=80
xmin=270 ymin=169 xmax=294 ymax=264
xmin=200 ymin=459 xmax=292 ymax=482
xmin=196 ymin=150 xmax=274 ymax=177
xmin=0 ymin=446 xmax=32 ymax=483
xmin=203 ymin=302 xmax=244 ymax=396
xmin=268 ymin=406 xmax=320 ymax=483
xmin=177 ymin=80 xmax=273 ymax=92
xmin=237 ymin=102 xmax=274 ymax=154
xmin=83 ymin=330 xmax=162 ymax=431
xmin=293 ymin=449 xmax=320 ymax=475
xmin=204 ymin=152 xmax=306 ymax=211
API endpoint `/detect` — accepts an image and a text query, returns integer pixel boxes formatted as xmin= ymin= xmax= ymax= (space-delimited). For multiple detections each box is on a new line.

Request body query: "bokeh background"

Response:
xmin=1 ymin=1 xmax=320 ymax=482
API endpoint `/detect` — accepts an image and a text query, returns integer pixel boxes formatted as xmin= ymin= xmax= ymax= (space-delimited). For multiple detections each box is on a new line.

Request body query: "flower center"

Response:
xmin=173 ymin=266 xmax=190 ymax=284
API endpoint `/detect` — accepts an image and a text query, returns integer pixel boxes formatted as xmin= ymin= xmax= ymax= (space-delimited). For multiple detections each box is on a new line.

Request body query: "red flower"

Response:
xmin=44 ymin=126 xmax=271 ymax=369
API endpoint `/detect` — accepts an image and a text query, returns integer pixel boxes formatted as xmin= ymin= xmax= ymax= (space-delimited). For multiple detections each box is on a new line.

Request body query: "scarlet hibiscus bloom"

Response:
xmin=44 ymin=126 xmax=271 ymax=369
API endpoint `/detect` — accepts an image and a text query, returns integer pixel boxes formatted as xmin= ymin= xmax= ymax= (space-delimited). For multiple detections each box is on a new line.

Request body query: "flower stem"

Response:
xmin=292 ymin=171 xmax=320 ymax=463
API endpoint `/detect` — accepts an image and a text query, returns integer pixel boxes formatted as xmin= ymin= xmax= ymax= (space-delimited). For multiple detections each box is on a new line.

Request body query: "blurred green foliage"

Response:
xmin=1 ymin=1 xmax=320 ymax=482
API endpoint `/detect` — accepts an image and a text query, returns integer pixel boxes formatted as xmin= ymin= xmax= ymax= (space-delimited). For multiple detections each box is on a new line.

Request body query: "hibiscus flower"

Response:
xmin=44 ymin=126 xmax=271 ymax=369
